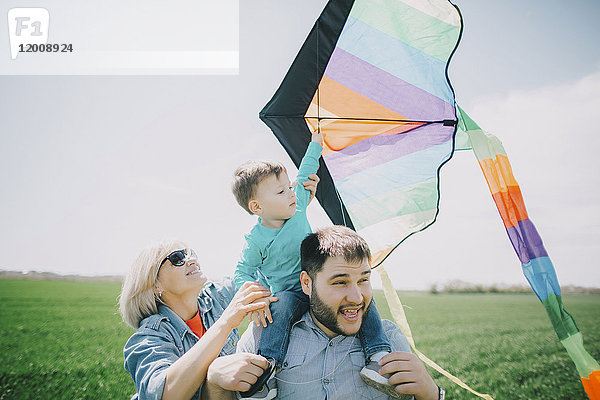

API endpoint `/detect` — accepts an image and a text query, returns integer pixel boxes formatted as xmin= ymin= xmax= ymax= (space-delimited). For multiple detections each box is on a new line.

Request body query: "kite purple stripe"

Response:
xmin=323 ymin=124 xmax=454 ymax=181
xmin=506 ymin=219 xmax=548 ymax=264
xmin=324 ymin=47 xmax=455 ymax=121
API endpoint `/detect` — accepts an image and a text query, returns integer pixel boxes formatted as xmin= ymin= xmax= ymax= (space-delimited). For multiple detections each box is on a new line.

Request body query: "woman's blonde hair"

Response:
xmin=119 ymin=239 xmax=187 ymax=329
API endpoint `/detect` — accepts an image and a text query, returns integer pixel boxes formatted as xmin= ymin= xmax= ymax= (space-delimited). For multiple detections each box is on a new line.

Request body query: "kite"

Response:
xmin=259 ymin=0 xmax=599 ymax=398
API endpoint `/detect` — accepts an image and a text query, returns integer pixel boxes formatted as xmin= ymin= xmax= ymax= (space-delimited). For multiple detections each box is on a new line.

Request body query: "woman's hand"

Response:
xmin=248 ymin=296 xmax=278 ymax=327
xmin=220 ymin=281 xmax=275 ymax=330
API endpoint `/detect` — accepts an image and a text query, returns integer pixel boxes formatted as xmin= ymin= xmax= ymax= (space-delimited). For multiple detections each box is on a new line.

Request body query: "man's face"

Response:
xmin=301 ymin=255 xmax=372 ymax=338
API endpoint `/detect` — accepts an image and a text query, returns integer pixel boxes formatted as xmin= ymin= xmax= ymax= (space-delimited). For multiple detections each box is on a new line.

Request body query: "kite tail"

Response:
xmin=457 ymin=106 xmax=600 ymax=399
xmin=377 ymin=266 xmax=495 ymax=400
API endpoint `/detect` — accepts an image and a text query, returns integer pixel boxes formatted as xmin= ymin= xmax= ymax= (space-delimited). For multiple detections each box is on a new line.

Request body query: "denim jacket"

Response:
xmin=124 ymin=278 xmax=239 ymax=400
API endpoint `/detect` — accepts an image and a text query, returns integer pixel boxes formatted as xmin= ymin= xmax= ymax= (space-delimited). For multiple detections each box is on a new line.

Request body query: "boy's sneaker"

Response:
xmin=237 ymin=357 xmax=277 ymax=399
xmin=360 ymin=360 xmax=413 ymax=400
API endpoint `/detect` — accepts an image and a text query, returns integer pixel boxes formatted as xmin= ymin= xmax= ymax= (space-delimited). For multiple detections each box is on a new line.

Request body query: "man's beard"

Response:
xmin=310 ymin=286 xmax=372 ymax=336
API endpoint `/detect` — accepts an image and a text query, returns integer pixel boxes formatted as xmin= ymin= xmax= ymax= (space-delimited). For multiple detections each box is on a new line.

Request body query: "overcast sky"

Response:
xmin=1 ymin=0 xmax=599 ymax=290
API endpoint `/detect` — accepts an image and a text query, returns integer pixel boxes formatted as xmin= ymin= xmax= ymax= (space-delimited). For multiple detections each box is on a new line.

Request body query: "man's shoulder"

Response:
xmin=237 ymin=323 xmax=261 ymax=353
xmin=381 ymin=319 xmax=400 ymax=332
xmin=381 ymin=319 xmax=411 ymax=353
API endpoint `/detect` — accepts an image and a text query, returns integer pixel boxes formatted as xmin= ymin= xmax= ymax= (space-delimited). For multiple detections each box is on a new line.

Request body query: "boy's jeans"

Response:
xmin=258 ymin=290 xmax=392 ymax=366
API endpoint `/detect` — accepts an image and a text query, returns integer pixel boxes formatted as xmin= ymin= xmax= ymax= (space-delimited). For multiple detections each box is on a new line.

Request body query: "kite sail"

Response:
xmin=261 ymin=0 xmax=461 ymax=266
xmin=260 ymin=0 xmax=599 ymax=398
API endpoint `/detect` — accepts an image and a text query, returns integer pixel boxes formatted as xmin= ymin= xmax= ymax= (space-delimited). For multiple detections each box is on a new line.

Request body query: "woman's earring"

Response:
xmin=155 ymin=289 xmax=164 ymax=303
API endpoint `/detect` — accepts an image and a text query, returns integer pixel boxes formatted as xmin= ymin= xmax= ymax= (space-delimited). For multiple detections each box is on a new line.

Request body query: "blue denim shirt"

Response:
xmin=124 ymin=279 xmax=239 ymax=400
xmin=238 ymin=312 xmax=413 ymax=400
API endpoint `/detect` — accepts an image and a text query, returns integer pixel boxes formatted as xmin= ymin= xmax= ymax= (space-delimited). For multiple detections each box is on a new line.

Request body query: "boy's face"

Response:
xmin=251 ymin=171 xmax=297 ymax=222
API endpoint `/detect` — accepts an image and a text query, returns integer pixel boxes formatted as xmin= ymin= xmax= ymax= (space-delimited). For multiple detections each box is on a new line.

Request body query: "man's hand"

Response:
xmin=378 ymin=352 xmax=439 ymax=400
xmin=205 ymin=353 xmax=270 ymax=393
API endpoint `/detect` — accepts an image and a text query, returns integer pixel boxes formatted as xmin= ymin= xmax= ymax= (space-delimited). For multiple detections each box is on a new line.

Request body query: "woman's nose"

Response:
xmin=186 ymin=254 xmax=198 ymax=265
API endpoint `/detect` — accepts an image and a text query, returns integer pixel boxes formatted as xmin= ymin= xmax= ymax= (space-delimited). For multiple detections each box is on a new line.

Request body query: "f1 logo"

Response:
xmin=7 ymin=8 xmax=50 ymax=60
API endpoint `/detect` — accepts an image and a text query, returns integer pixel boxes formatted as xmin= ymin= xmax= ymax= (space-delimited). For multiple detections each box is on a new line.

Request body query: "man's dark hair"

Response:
xmin=301 ymin=225 xmax=371 ymax=278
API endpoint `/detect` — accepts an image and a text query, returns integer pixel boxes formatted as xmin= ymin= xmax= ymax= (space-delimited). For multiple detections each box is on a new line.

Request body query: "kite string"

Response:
xmin=377 ymin=266 xmax=495 ymax=400
xmin=316 ymin=19 xmax=321 ymax=136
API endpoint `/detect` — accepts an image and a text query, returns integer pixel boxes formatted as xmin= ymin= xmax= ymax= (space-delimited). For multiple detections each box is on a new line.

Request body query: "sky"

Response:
xmin=1 ymin=0 xmax=599 ymax=290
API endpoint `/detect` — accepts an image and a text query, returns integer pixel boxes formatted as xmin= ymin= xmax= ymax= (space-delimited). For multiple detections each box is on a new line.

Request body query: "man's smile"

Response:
xmin=339 ymin=304 xmax=364 ymax=321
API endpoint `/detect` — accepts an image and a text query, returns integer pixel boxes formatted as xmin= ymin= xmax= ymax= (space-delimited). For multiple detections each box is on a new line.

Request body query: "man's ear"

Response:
xmin=300 ymin=271 xmax=312 ymax=296
xmin=248 ymin=199 xmax=261 ymax=215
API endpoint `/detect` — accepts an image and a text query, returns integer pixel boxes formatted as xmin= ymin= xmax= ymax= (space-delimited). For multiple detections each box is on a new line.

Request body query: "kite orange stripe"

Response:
xmin=491 ymin=186 xmax=529 ymax=229
xmin=310 ymin=119 xmax=424 ymax=155
xmin=478 ymin=154 xmax=527 ymax=228
xmin=581 ymin=370 xmax=600 ymax=400
xmin=478 ymin=154 xmax=519 ymax=195
xmin=308 ymin=75 xmax=407 ymax=120
xmin=371 ymin=247 xmax=394 ymax=267
xmin=306 ymin=76 xmax=422 ymax=156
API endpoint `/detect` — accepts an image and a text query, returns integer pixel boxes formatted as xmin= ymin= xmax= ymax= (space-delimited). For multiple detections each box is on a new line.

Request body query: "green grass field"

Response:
xmin=0 ymin=279 xmax=597 ymax=399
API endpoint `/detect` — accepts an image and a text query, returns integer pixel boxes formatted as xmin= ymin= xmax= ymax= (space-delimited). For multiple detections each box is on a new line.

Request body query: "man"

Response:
xmin=234 ymin=226 xmax=443 ymax=400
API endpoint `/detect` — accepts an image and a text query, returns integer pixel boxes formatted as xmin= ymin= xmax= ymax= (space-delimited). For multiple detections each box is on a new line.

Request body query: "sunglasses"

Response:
xmin=156 ymin=248 xmax=198 ymax=276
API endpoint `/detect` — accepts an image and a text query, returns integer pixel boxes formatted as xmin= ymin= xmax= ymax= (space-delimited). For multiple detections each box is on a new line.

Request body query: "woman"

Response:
xmin=119 ymin=239 xmax=274 ymax=400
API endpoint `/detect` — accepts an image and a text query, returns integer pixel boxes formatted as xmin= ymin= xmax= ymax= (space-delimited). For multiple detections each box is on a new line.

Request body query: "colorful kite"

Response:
xmin=259 ymin=0 xmax=599 ymax=398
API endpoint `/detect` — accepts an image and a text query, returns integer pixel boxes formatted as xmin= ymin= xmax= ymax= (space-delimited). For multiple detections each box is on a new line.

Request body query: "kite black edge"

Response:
xmin=259 ymin=0 xmax=357 ymax=229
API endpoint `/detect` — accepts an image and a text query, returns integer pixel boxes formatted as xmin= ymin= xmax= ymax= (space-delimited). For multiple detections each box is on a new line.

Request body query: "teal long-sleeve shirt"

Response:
xmin=234 ymin=142 xmax=322 ymax=293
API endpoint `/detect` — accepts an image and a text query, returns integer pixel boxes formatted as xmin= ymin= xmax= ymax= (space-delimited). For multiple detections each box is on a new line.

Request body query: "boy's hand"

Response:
xmin=302 ymin=174 xmax=320 ymax=204
xmin=248 ymin=296 xmax=278 ymax=327
xmin=311 ymin=130 xmax=323 ymax=145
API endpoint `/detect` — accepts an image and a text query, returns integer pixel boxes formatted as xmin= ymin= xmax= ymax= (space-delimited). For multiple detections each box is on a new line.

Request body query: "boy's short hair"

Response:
xmin=301 ymin=225 xmax=371 ymax=279
xmin=232 ymin=160 xmax=286 ymax=215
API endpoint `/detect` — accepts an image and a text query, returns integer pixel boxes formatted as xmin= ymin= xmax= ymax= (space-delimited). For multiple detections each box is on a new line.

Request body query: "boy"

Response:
xmin=231 ymin=131 xmax=392 ymax=399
